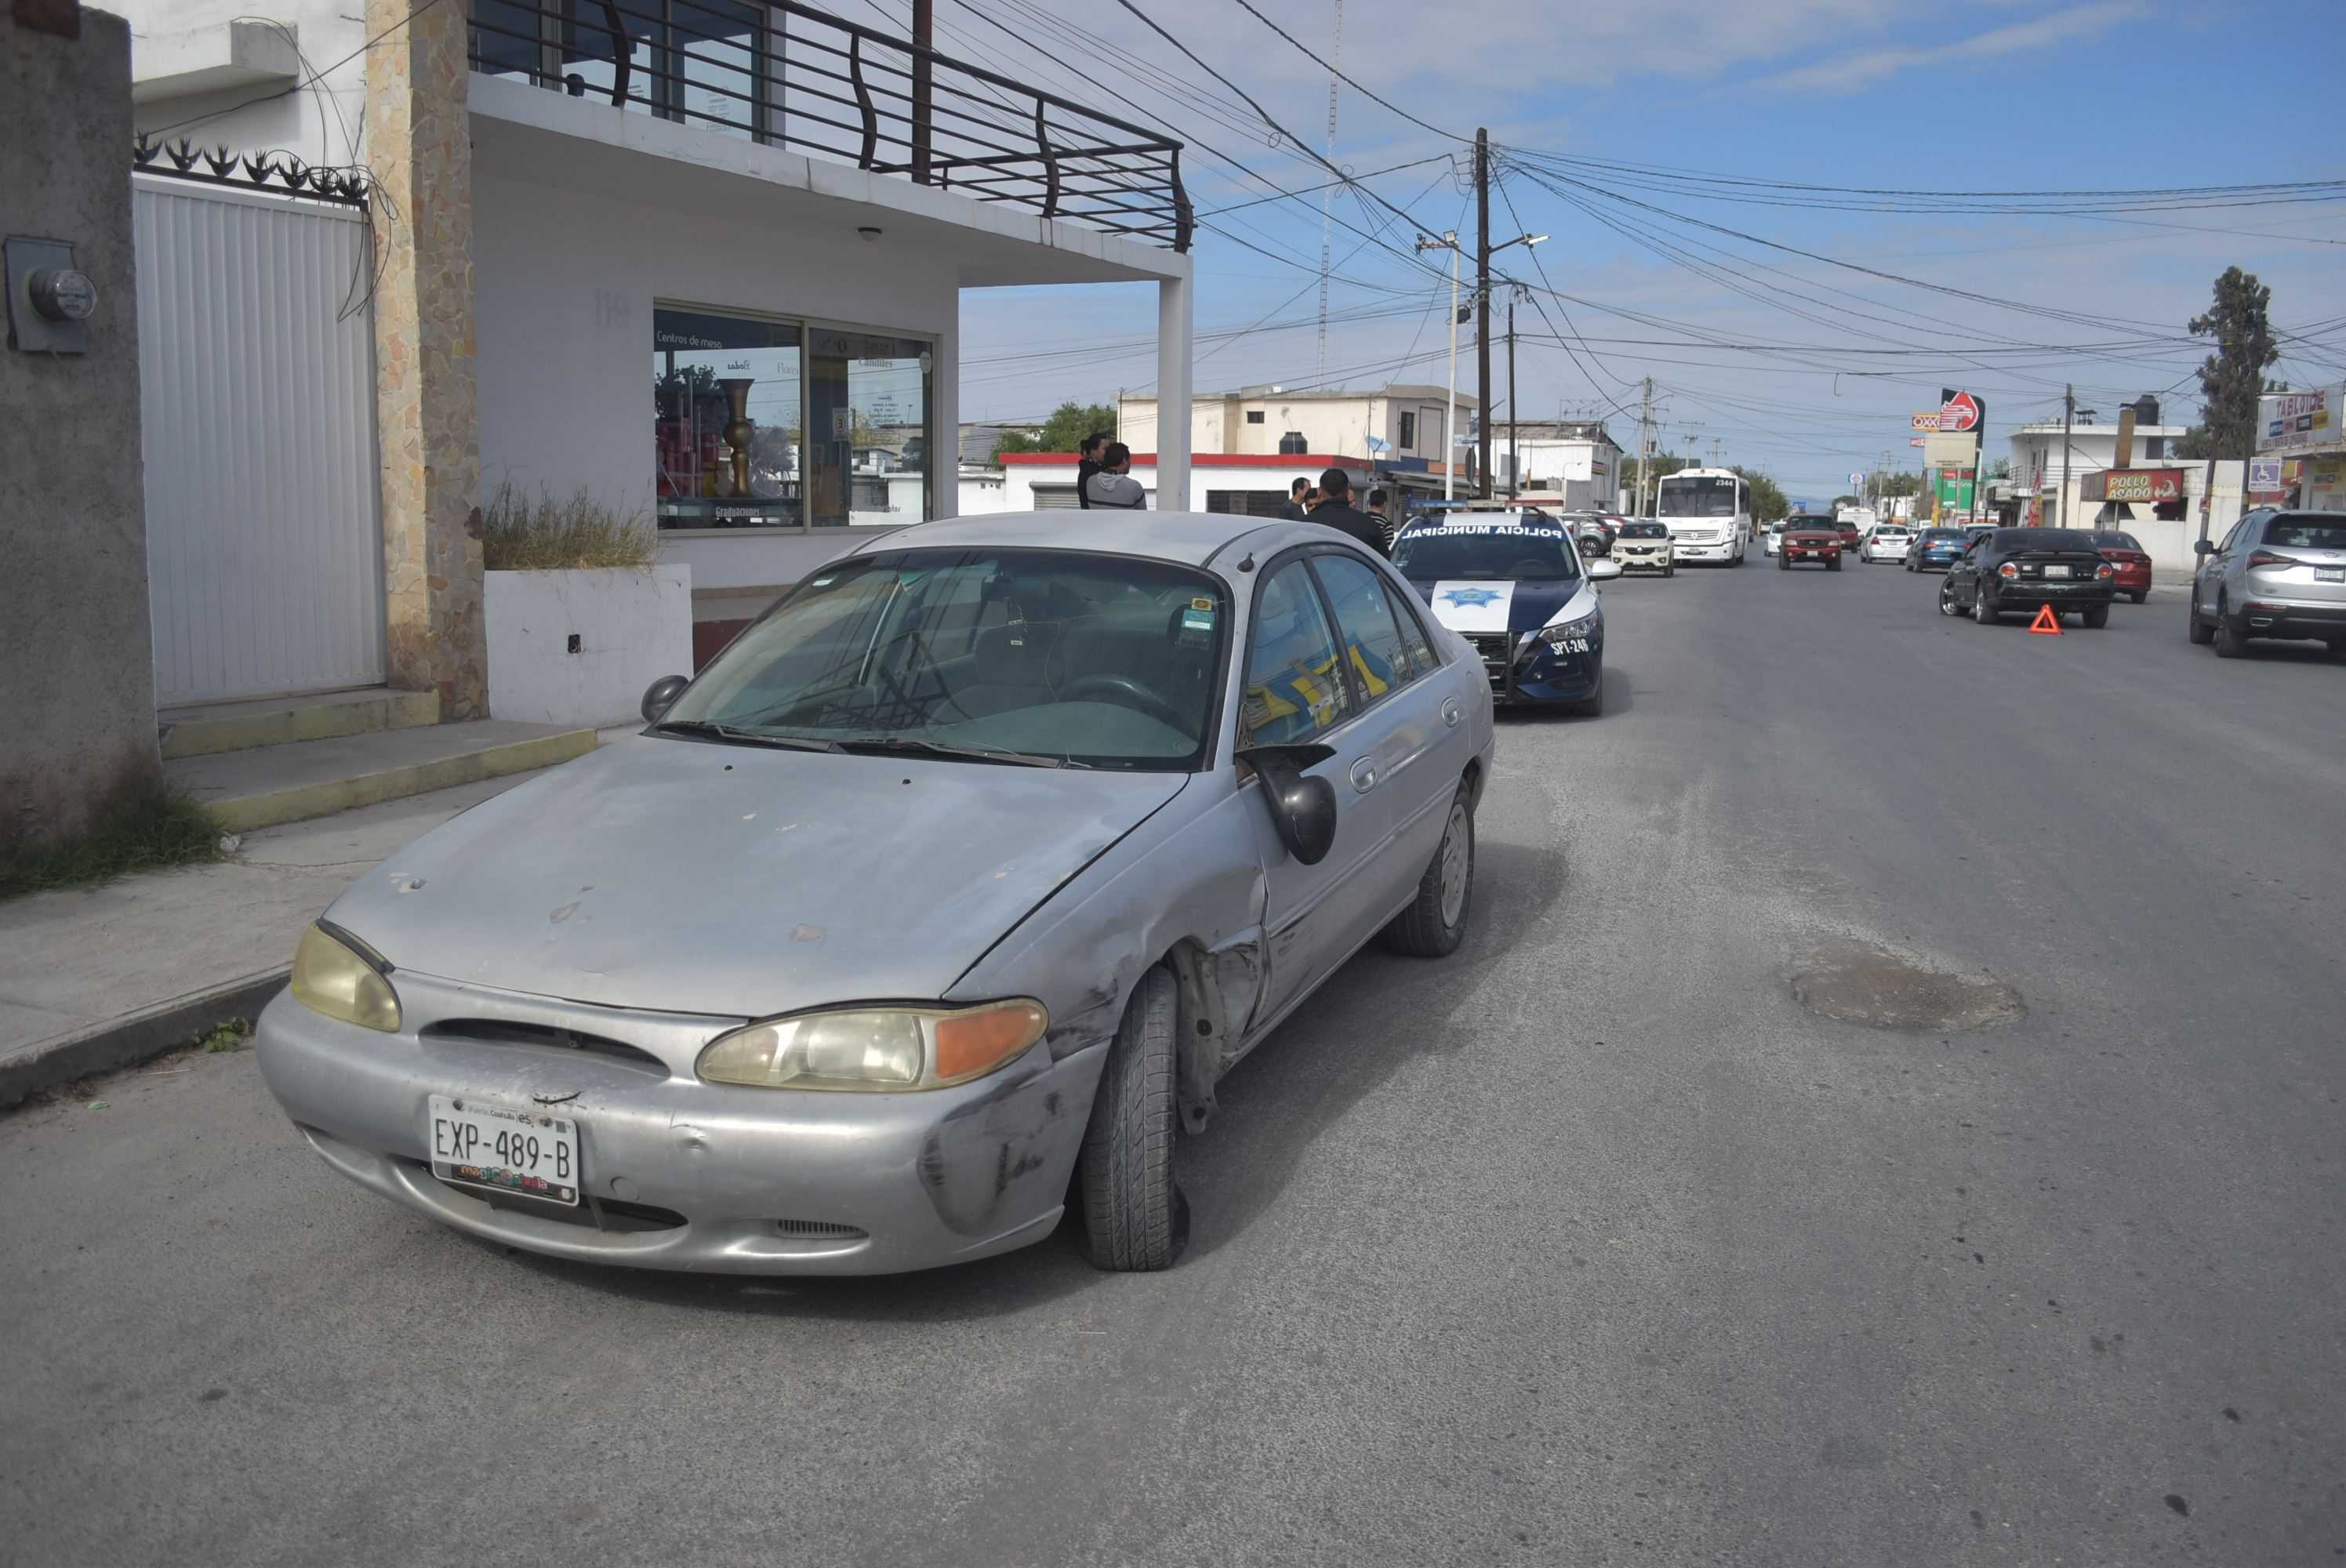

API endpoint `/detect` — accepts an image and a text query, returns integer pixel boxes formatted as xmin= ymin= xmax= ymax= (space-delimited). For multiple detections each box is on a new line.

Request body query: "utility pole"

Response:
xmin=1316 ymin=0 xmax=1341 ymax=386
xmin=1505 ymin=291 xmax=1518 ymax=498
xmin=911 ymin=0 xmax=934 ymax=183
xmin=1635 ymin=376 xmax=1655 ymax=515
xmin=1474 ymin=127 xmax=1492 ymax=499
xmin=2059 ymin=383 xmax=2074 ymax=531
xmin=1417 ymin=230 xmax=1462 ymax=500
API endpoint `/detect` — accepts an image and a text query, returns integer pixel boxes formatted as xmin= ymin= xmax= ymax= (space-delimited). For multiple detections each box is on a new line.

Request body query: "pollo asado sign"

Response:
xmin=2079 ymin=467 xmax=2184 ymax=505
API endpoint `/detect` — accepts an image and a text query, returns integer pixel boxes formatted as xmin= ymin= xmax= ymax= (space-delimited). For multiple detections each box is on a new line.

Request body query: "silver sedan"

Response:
xmin=257 ymin=513 xmax=1497 ymax=1274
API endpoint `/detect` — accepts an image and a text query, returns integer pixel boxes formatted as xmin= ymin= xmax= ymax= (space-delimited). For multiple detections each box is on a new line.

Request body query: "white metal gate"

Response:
xmin=136 ymin=176 xmax=384 ymax=706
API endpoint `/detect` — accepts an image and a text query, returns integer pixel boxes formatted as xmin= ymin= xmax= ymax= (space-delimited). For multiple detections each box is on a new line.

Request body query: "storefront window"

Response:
xmin=652 ymin=308 xmax=930 ymax=531
xmin=653 ymin=307 xmax=802 ymax=530
xmin=807 ymin=328 xmax=932 ymax=527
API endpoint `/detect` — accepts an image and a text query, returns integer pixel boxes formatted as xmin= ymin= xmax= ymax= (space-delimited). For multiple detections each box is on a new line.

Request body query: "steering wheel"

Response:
xmin=1059 ymin=673 xmax=1188 ymax=731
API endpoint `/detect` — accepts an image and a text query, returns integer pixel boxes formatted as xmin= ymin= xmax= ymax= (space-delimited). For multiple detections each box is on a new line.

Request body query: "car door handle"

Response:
xmin=1349 ymin=757 xmax=1378 ymax=793
xmin=1440 ymin=697 xmax=1462 ymax=729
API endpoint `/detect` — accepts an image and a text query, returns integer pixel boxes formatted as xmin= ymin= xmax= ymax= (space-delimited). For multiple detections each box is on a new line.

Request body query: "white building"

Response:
xmin=2008 ymin=419 xmax=2253 ymax=568
xmin=117 ymin=0 xmax=1197 ymax=690
xmin=1117 ymin=384 xmax=1473 ymax=474
xmin=1487 ymin=420 xmax=1627 ymax=510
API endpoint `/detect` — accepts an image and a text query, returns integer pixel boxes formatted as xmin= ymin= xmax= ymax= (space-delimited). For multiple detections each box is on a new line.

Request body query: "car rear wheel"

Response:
xmin=1384 ymin=788 xmax=1475 ymax=958
xmin=1974 ymin=586 xmax=1998 ymax=624
xmin=2211 ymin=594 xmax=2246 ymax=659
xmin=1080 ymin=964 xmax=1186 ymax=1272
xmin=2082 ymin=604 xmax=2110 ymax=629
xmin=2130 ymin=590 xmax=2148 ymax=604
xmin=2186 ymin=589 xmax=2214 ymax=644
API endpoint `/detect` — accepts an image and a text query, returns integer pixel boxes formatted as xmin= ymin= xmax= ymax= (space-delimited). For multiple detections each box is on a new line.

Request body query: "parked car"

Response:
xmin=2085 ymin=531 xmax=2153 ymax=603
xmin=1860 ymin=523 xmax=1915 ymax=564
xmin=2187 ymin=508 xmax=2346 ymax=657
xmin=1393 ymin=508 xmax=1622 ymax=716
xmin=1905 ymin=528 xmax=1971 ymax=573
xmin=1611 ymin=519 xmax=1676 ymax=576
xmin=1834 ymin=520 xmax=1864 ymax=552
xmin=254 ymin=513 xmax=1497 ymax=1276
xmin=1567 ymin=514 xmax=1616 ymax=558
xmin=1778 ymin=519 xmax=1843 ymax=570
xmin=1763 ymin=519 xmax=1785 ymax=557
xmin=1937 ymin=528 xmax=2116 ymax=626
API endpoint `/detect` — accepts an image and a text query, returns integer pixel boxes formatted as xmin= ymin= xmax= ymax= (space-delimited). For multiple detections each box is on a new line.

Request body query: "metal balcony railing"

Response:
xmin=470 ymin=1 xmax=1191 ymax=252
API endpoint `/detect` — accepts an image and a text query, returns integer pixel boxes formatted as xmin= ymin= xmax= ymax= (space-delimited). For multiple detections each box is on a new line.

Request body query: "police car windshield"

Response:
xmin=1393 ymin=522 xmax=1580 ymax=581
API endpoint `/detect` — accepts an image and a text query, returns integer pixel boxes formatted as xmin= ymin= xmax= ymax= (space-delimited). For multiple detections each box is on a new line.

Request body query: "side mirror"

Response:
xmin=1588 ymin=557 xmax=1624 ymax=581
xmin=2192 ymin=539 xmax=2214 ymax=556
xmin=1236 ymin=744 xmax=1339 ymax=866
xmin=641 ymin=673 xmax=690 ymax=723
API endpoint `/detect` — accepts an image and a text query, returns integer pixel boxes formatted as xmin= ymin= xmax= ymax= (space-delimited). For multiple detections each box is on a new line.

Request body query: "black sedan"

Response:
xmin=1937 ymin=528 xmax=2117 ymax=627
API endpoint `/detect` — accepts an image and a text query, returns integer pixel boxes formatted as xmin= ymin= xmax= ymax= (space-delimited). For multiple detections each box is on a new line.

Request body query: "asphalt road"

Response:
xmin=5 ymin=553 xmax=2342 ymax=1566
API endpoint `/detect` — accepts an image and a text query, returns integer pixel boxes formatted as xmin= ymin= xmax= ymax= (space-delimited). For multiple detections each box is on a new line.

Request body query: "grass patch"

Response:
xmin=481 ymin=483 xmax=659 ymax=572
xmin=0 ymin=782 xmax=225 ymax=901
xmin=191 ymin=1017 xmax=253 ymax=1054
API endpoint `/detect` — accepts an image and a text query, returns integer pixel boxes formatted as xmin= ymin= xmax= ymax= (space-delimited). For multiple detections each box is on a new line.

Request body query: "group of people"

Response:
xmin=1073 ymin=432 xmax=1396 ymax=557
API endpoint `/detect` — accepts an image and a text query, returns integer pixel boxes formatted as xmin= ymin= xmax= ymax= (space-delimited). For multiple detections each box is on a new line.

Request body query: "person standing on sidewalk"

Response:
xmin=1303 ymin=468 xmax=1385 ymax=555
xmin=1084 ymin=442 xmax=1149 ymax=509
xmin=1279 ymin=477 xmax=1312 ymax=521
xmin=1365 ymin=487 xmax=1396 ymax=553
xmin=1075 ymin=432 xmax=1107 ymax=510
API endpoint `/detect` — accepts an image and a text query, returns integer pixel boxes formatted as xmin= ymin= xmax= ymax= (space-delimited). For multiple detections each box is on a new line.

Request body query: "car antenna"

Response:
xmin=1237 ymin=553 xmax=1255 ymax=572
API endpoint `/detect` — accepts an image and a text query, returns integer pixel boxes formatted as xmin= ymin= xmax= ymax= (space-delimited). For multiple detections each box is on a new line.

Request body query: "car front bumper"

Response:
xmin=255 ymin=977 xmax=1109 ymax=1276
xmin=1782 ymin=546 xmax=1839 ymax=564
xmin=1614 ymin=548 xmax=1672 ymax=571
xmin=1674 ymin=540 xmax=1736 ymax=561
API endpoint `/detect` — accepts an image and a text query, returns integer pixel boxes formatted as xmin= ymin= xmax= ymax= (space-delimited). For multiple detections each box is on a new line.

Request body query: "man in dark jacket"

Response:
xmin=1277 ymin=477 xmax=1312 ymax=521
xmin=1074 ymin=433 xmax=1107 ymax=509
xmin=1302 ymin=467 xmax=1386 ymax=555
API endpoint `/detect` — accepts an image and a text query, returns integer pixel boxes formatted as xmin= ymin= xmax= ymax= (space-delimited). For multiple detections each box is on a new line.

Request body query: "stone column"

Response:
xmin=369 ymin=0 xmax=485 ymax=716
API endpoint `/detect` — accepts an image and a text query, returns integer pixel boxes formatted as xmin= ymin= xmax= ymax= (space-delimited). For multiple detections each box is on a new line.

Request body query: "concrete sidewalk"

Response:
xmin=0 ymin=768 xmax=556 ymax=1104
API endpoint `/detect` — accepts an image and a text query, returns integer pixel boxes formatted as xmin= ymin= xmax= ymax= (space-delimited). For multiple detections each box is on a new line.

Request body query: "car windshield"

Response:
xmin=1990 ymin=529 xmax=2098 ymax=552
xmin=1920 ymin=529 xmax=1966 ymax=543
xmin=1876 ymin=525 xmax=1912 ymax=535
xmin=1619 ymin=521 xmax=1669 ymax=539
xmin=2089 ymin=532 xmax=2143 ymax=550
xmin=1658 ymin=477 xmax=1739 ymax=517
xmin=2266 ymin=517 xmax=2346 ymax=550
xmin=1393 ymin=524 xmax=1581 ymax=580
xmin=659 ymin=547 xmax=1228 ymax=771
xmin=1785 ymin=517 xmax=1836 ymax=532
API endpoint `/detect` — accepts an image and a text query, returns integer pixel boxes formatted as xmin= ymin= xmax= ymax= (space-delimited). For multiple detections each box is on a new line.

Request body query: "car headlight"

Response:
xmin=290 ymin=922 xmax=401 ymax=1033
xmin=696 ymin=1000 xmax=1048 ymax=1091
xmin=1523 ymin=610 xmax=1600 ymax=657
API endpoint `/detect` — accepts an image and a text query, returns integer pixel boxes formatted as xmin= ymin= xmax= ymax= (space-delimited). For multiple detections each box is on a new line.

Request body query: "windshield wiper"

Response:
xmin=834 ymin=736 xmax=1088 ymax=769
xmin=648 ymin=720 xmax=844 ymax=753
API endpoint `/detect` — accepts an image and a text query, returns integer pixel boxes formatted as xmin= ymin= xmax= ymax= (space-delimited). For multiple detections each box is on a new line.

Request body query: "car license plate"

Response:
xmin=429 ymin=1094 xmax=579 ymax=1205
xmin=2319 ymin=568 xmax=2345 ymax=583
xmin=2045 ymin=564 xmax=2072 ymax=579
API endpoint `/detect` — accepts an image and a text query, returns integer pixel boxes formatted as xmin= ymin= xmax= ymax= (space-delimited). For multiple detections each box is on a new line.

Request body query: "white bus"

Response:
xmin=1655 ymin=468 xmax=1752 ymax=565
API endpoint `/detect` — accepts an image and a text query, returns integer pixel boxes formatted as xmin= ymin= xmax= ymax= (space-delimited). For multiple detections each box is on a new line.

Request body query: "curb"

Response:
xmin=0 ymin=968 xmax=290 ymax=1108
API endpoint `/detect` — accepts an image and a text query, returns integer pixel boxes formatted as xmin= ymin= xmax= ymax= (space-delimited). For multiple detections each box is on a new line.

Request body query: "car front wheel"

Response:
xmin=1079 ymin=964 xmax=1186 ymax=1272
xmin=1939 ymin=582 xmax=1961 ymax=616
xmin=1385 ymin=787 xmax=1476 ymax=957
xmin=1974 ymin=586 xmax=1999 ymax=624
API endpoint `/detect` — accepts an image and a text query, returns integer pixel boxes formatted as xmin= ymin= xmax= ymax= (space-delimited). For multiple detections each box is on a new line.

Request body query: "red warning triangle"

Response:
xmin=2028 ymin=604 xmax=2063 ymax=635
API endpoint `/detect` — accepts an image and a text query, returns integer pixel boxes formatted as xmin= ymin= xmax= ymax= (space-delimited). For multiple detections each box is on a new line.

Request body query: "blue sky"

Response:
xmin=902 ymin=0 xmax=2346 ymax=498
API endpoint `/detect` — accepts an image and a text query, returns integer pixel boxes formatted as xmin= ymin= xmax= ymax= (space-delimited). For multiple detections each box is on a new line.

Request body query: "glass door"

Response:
xmin=806 ymin=328 xmax=933 ymax=527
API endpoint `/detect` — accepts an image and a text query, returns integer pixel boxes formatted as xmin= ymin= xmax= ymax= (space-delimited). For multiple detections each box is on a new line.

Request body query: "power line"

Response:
xmin=1222 ymin=0 xmax=1465 ymax=142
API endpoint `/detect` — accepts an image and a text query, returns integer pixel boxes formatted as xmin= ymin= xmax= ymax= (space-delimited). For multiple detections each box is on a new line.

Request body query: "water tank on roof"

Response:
xmin=2130 ymin=394 xmax=2160 ymax=428
xmin=1277 ymin=430 xmax=1308 ymax=455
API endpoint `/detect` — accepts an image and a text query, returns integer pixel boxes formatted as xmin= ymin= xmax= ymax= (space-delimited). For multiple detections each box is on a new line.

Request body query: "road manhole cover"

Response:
xmin=1789 ymin=939 xmax=2023 ymax=1033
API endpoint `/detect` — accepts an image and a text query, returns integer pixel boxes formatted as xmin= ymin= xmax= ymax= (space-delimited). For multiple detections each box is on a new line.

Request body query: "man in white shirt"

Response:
xmin=1084 ymin=442 xmax=1148 ymax=510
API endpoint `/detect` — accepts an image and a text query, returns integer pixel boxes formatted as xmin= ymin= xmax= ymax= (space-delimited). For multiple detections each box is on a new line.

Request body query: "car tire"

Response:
xmin=2186 ymin=589 xmax=2214 ymax=644
xmin=1568 ymin=667 xmax=1605 ymax=719
xmin=2082 ymin=604 xmax=2110 ymax=629
xmin=1974 ymin=586 xmax=1998 ymax=625
xmin=2211 ymin=593 xmax=2246 ymax=659
xmin=1665 ymin=564 xmax=1676 ymax=578
xmin=1384 ymin=787 xmax=1476 ymax=958
xmin=1827 ymin=556 xmax=1842 ymax=572
xmin=1939 ymin=582 xmax=1961 ymax=616
xmin=1778 ymin=553 xmax=1789 ymax=571
xmin=1079 ymin=964 xmax=1186 ymax=1272
xmin=2130 ymin=590 xmax=2148 ymax=604
xmin=2328 ymin=637 xmax=2346 ymax=661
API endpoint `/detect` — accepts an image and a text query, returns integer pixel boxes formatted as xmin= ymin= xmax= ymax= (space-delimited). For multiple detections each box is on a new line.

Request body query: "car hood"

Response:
xmin=321 ymin=736 xmax=1186 ymax=1018
xmin=1412 ymin=578 xmax=1597 ymax=637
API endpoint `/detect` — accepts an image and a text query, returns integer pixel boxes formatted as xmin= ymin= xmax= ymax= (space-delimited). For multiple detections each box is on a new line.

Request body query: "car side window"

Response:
xmin=1382 ymin=581 xmax=1441 ymax=678
xmin=1310 ymin=551 xmax=1418 ymax=702
xmin=1240 ymin=559 xmax=1354 ymax=748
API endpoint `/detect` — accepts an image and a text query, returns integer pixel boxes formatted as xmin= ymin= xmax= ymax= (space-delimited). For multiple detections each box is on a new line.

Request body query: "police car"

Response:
xmin=1393 ymin=506 xmax=1619 ymax=717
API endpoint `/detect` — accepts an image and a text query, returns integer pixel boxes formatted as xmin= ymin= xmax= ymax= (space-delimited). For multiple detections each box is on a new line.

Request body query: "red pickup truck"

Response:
xmin=1778 ymin=520 xmax=1843 ymax=571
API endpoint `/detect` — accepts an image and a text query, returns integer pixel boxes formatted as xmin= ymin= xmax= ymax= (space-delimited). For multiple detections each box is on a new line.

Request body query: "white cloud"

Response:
xmin=1750 ymin=0 xmax=2148 ymax=93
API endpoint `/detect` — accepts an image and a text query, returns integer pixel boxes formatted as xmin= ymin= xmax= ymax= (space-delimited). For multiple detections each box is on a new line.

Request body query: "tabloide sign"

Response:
xmin=2257 ymin=383 xmax=2341 ymax=454
xmin=2080 ymin=467 xmax=2184 ymax=504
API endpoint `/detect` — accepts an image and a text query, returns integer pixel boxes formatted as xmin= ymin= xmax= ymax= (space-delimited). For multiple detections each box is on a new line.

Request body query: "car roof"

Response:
xmin=841 ymin=510 xmax=1321 ymax=569
xmin=1396 ymin=508 xmax=1568 ymax=534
